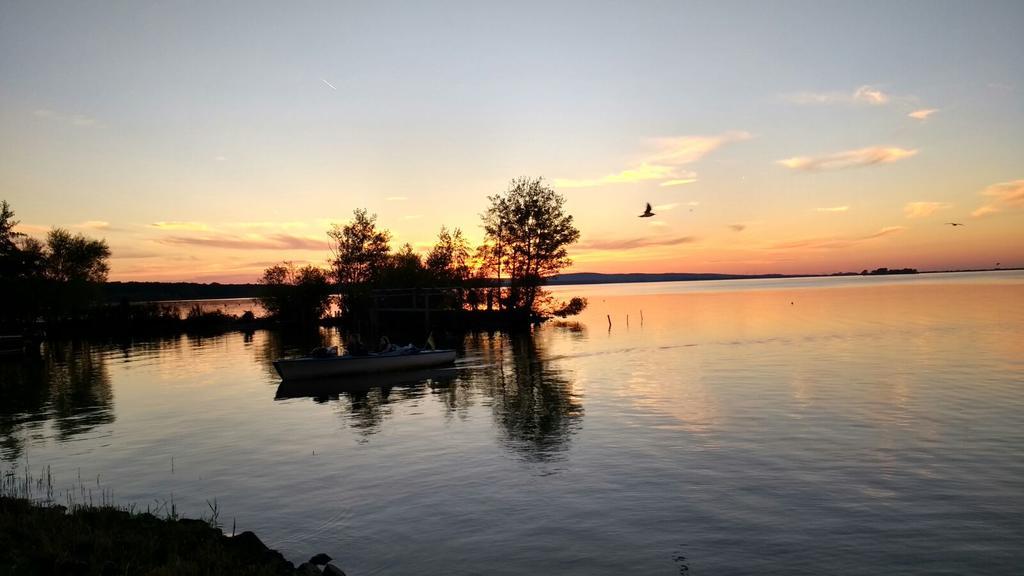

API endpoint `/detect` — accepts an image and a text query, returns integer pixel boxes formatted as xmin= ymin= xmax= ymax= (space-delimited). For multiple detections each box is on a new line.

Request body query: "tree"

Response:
xmin=426 ymin=226 xmax=471 ymax=284
xmin=44 ymin=228 xmax=111 ymax=283
xmin=328 ymin=209 xmax=391 ymax=286
xmin=42 ymin=228 xmax=111 ymax=319
xmin=377 ymin=243 xmax=430 ymax=288
xmin=481 ymin=177 xmax=580 ymax=313
xmin=0 ymin=200 xmax=24 ymax=255
xmin=257 ymin=263 xmax=333 ymax=324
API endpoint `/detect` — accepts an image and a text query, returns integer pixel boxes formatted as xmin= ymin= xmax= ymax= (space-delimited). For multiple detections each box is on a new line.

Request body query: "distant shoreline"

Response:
xmin=103 ymin=268 xmax=1020 ymax=303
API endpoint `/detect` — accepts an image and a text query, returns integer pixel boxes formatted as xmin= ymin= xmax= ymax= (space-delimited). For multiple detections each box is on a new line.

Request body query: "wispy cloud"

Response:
xmin=971 ymin=179 xmax=1024 ymax=218
xmin=908 ymin=108 xmax=939 ymax=120
xmin=784 ymin=85 xmax=892 ymax=106
xmin=779 ymin=147 xmax=917 ymax=171
xmin=157 ymin=233 xmax=327 ymax=251
xmin=577 ymin=235 xmax=697 ymax=251
xmin=771 ymin=226 xmax=906 ymax=251
xmin=555 ymin=164 xmax=686 ymax=188
xmin=151 ymin=221 xmax=209 ymax=231
xmin=222 ymin=221 xmax=308 ymax=230
xmin=555 ymin=131 xmax=750 ymax=188
xmin=648 ymin=132 xmax=752 ymax=164
xmin=904 ymin=201 xmax=952 ymax=219
xmin=852 ymin=85 xmax=890 ymax=105
xmin=386 ymin=196 xmax=408 ymax=201
xmin=32 ymin=108 xmax=99 ymax=127
xmin=77 ymin=220 xmax=112 ymax=230
xmin=659 ymin=178 xmax=698 ymax=187
xmin=729 ymin=224 xmax=746 ymax=232
xmin=654 ymin=203 xmax=680 ymax=211
xmin=815 ymin=206 xmax=850 ymax=212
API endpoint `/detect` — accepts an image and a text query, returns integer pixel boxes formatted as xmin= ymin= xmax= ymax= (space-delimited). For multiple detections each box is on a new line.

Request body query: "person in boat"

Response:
xmin=309 ymin=345 xmax=338 ymax=358
xmin=378 ymin=336 xmax=399 ymax=353
xmin=345 ymin=333 xmax=369 ymax=356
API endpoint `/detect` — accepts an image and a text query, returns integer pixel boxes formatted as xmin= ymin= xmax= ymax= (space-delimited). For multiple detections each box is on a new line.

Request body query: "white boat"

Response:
xmin=273 ymin=349 xmax=457 ymax=380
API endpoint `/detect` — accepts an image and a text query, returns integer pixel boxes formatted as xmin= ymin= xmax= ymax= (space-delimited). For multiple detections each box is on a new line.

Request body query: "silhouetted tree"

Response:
xmin=377 ymin=243 xmax=429 ymax=288
xmin=1 ymin=204 xmax=110 ymax=324
xmin=328 ymin=209 xmax=392 ymax=314
xmin=328 ymin=209 xmax=391 ymax=286
xmin=426 ymin=226 xmax=471 ymax=284
xmin=43 ymin=228 xmax=110 ymax=283
xmin=41 ymin=228 xmax=111 ymax=319
xmin=481 ymin=177 xmax=580 ymax=313
xmin=257 ymin=262 xmax=333 ymax=324
xmin=0 ymin=201 xmax=23 ymax=254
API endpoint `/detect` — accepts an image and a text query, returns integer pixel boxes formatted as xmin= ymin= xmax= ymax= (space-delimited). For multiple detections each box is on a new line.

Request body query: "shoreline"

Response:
xmin=0 ymin=495 xmax=346 ymax=575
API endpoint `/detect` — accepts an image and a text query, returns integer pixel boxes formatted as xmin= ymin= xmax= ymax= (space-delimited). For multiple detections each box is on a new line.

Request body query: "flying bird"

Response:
xmin=945 ymin=222 xmax=964 ymax=227
xmin=639 ymin=203 xmax=655 ymax=218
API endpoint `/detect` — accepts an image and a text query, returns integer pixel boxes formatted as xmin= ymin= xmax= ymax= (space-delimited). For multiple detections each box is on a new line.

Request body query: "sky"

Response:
xmin=1 ymin=0 xmax=1022 ymax=282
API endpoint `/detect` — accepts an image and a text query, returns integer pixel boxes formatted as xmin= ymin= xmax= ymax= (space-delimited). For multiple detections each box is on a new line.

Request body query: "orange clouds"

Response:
xmin=779 ymin=147 xmax=917 ymax=171
xmin=770 ymin=226 xmax=905 ymax=251
xmin=151 ymin=221 xmax=209 ymax=231
xmin=908 ymin=108 xmax=939 ymax=120
xmin=576 ymin=235 xmax=697 ymax=251
xmin=904 ymin=201 xmax=952 ymax=219
xmin=157 ymin=233 xmax=327 ymax=251
xmin=972 ymin=179 xmax=1024 ymax=217
xmin=555 ymin=131 xmax=750 ymax=188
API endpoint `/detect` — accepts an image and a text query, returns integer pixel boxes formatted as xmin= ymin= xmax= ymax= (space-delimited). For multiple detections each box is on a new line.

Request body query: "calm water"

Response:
xmin=2 ymin=272 xmax=1023 ymax=575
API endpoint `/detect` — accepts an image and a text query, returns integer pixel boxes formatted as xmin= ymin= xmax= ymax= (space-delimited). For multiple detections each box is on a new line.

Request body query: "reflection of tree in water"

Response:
xmin=272 ymin=329 xmax=583 ymax=459
xmin=338 ymin=386 xmax=430 ymax=437
xmin=464 ymin=331 xmax=584 ymax=461
xmin=0 ymin=341 xmax=113 ymax=461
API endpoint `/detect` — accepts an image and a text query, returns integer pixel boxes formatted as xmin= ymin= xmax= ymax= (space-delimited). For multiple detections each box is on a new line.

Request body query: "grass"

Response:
xmin=0 ymin=465 xmax=298 ymax=575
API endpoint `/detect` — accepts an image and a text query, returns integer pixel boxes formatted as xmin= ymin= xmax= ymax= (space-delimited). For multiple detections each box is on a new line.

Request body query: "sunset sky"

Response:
xmin=2 ymin=1 xmax=1022 ymax=282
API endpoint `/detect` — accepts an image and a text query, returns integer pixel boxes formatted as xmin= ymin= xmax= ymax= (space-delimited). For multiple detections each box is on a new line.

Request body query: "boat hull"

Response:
xmin=273 ymin=349 xmax=456 ymax=380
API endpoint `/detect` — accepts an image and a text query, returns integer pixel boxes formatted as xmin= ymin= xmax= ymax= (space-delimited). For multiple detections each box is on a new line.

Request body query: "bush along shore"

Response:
xmin=0 ymin=468 xmax=345 ymax=575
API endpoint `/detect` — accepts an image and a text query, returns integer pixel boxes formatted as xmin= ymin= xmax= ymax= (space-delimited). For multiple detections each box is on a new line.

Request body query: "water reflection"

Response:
xmin=0 ymin=342 xmax=113 ymax=460
xmin=469 ymin=332 xmax=584 ymax=461
xmin=270 ymin=330 xmax=584 ymax=460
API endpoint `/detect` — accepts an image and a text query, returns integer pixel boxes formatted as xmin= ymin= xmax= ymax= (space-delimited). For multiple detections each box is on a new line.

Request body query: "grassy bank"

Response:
xmin=1 ymin=468 xmax=342 ymax=576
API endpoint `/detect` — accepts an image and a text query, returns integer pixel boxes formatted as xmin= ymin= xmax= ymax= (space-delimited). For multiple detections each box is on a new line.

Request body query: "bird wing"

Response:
xmin=645 ymin=202 xmax=652 ymax=212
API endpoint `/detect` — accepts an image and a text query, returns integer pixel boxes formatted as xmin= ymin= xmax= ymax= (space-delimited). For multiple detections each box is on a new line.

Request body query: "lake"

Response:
xmin=2 ymin=271 xmax=1023 ymax=575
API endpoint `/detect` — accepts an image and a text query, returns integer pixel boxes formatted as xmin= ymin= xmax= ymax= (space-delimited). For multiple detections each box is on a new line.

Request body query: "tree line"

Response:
xmin=1 ymin=201 xmax=111 ymax=329
xmin=259 ymin=177 xmax=586 ymax=324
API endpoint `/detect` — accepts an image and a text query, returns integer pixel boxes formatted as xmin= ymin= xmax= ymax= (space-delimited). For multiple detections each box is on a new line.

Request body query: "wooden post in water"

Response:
xmin=640 ymin=309 xmax=644 ymax=326
xmin=627 ymin=314 xmax=630 ymax=328
xmin=607 ymin=314 xmax=612 ymax=331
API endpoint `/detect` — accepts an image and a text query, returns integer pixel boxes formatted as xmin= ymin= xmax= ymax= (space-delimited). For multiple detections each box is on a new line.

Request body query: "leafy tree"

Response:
xmin=0 ymin=200 xmax=23 ymax=255
xmin=481 ymin=177 xmax=580 ymax=313
xmin=328 ymin=209 xmax=391 ymax=286
xmin=377 ymin=243 xmax=428 ymax=288
xmin=257 ymin=263 xmax=333 ymax=324
xmin=43 ymin=228 xmax=110 ymax=283
xmin=426 ymin=226 xmax=471 ymax=284
xmin=42 ymin=228 xmax=111 ymax=319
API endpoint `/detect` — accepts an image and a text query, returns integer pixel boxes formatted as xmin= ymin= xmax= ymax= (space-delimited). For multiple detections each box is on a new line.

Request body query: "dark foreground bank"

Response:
xmin=0 ymin=497 xmax=346 ymax=576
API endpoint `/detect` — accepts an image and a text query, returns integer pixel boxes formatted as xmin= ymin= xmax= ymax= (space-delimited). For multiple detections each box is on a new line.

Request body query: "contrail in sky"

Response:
xmin=320 ymin=78 xmax=337 ymax=91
